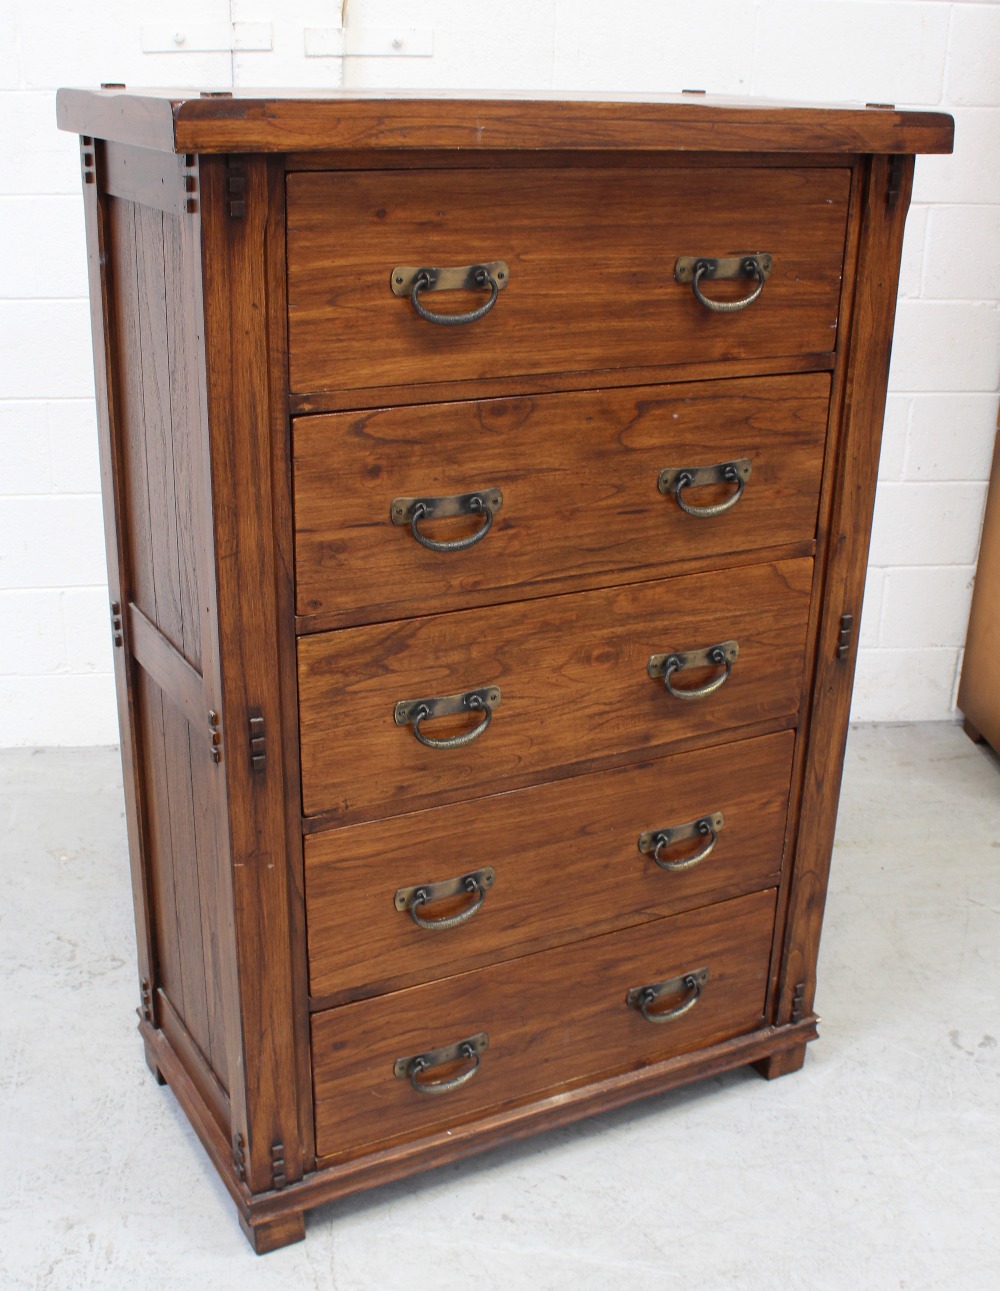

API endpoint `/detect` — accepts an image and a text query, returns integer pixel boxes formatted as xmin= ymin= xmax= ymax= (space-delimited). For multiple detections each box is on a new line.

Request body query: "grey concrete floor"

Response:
xmin=1 ymin=723 xmax=998 ymax=1290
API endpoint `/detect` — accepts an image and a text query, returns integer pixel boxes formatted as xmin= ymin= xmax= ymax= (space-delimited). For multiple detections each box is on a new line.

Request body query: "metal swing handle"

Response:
xmin=674 ymin=254 xmax=772 ymax=313
xmin=391 ymin=261 xmax=509 ymax=326
xmin=658 ymin=459 xmax=752 ymax=518
xmin=394 ymin=686 xmax=501 ymax=750
xmin=647 ymin=641 xmax=739 ymax=701
xmin=394 ymin=1032 xmax=489 ymax=1095
xmin=391 ymin=488 xmax=504 ymax=553
xmin=626 ymin=969 xmax=709 ymax=1024
xmin=638 ymin=812 xmax=725 ymax=873
xmin=394 ymin=868 xmax=496 ymax=930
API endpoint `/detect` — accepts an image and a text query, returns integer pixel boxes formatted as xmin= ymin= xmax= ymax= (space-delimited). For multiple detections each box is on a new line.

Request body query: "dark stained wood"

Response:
xmin=105 ymin=187 xmax=233 ymax=1090
xmin=305 ymin=730 xmax=794 ymax=1005
xmin=262 ymin=156 xmax=318 ymax=1173
xmin=79 ymin=140 xmax=157 ymax=1043
xmin=239 ymin=1211 xmax=306 ymax=1256
xmin=157 ymin=988 xmax=230 ymax=1133
xmin=66 ymin=91 xmax=947 ymax=1253
xmin=139 ymin=1018 xmax=251 ymax=1216
xmin=312 ymin=888 xmax=776 ymax=1160
xmin=160 ymin=208 xmax=206 ymax=675
xmin=103 ymin=140 xmax=189 ymax=215
xmin=133 ymin=670 xmax=186 ymax=1026
xmin=57 ymin=88 xmax=954 ymax=157
xmin=298 ymin=558 xmax=813 ymax=823
xmin=286 ymin=167 xmax=851 ymax=397
xmin=289 ymin=352 xmax=836 ymax=417
xmin=285 ymin=148 xmax=861 ymax=174
xmin=148 ymin=999 xmax=816 ymax=1236
xmin=197 ymin=154 xmax=304 ymax=1195
xmin=142 ymin=1033 xmax=166 ymax=1084
xmin=754 ymin=1041 xmax=808 ymax=1080
xmin=761 ymin=160 xmax=867 ymax=1022
xmin=294 ymin=374 xmax=829 ymax=629
xmin=774 ymin=155 xmax=916 ymax=1026
xmin=127 ymin=602 xmax=203 ymax=730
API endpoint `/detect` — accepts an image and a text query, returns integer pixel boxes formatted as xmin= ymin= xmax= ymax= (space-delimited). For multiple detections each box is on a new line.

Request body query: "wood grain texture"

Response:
xmin=127 ymin=602 xmax=204 ymax=732
xmin=239 ymin=1211 xmax=306 ymax=1256
xmin=157 ymin=989 xmax=230 ymax=1132
xmin=104 ymin=188 xmax=231 ymax=1088
xmin=198 ymin=155 xmax=304 ymax=1194
xmin=305 ymin=730 xmax=794 ymax=1005
xmin=102 ymin=140 xmax=190 ymax=215
xmin=957 ymin=429 xmax=1000 ymax=753
xmin=293 ymin=374 xmax=830 ymax=629
xmin=774 ymin=155 xmax=915 ymax=1026
xmin=65 ymin=93 xmax=938 ymax=1251
xmin=142 ymin=994 xmax=814 ymax=1249
xmin=289 ymin=353 xmax=836 ymax=417
xmin=264 ymin=157 xmax=319 ymax=1174
xmin=79 ymin=140 xmax=157 ymax=1043
xmin=312 ymin=888 xmax=776 ymax=1160
xmin=287 ymin=166 xmax=850 ymax=396
xmin=56 ymin=88 xmax=954 ymax=157
xmin=298 ymin=557 xmax=813 ymax=823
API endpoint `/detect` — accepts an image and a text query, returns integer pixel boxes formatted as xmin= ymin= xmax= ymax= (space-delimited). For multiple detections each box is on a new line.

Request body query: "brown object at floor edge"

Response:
xmin=959 ymin=425 xmax=1000 ymax=754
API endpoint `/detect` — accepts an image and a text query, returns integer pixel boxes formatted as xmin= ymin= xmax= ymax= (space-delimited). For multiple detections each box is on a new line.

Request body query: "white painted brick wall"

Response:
xmin=1 ymin=0 xmax=997 ymax=744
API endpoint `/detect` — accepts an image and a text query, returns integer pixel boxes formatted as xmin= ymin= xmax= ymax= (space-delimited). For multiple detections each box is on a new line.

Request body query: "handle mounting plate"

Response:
xmin=391 ymin=261 xmax=510 ymax=296
xmin=391 ymin=488 xmax=503 ymax=526
xmin=394 ymin=686 xmax=501 ymax=728
xmin=394 ymin=867 xmax=496 ymax=912
xmin=674 ymin=253 xmax=772 ymax=284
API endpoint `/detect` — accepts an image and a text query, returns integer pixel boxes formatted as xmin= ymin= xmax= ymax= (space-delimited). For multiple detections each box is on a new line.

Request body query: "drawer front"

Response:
xmin=298 ymin=557 xmax=812 ymax=822
xmin=311 ymin=887 xmax=776 ymax=1161
xmin=305 ymin=730 xmax=794 ymax=1004
xmin=286 ymin=167 xmax=851 ymax=397
xmin=293 ymin=374 xmax=829 ymax=628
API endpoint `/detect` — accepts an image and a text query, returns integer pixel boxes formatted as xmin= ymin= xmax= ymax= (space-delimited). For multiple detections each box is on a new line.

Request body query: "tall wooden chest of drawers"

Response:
xmin=57 ymin=88 xmax=953 ymax=1252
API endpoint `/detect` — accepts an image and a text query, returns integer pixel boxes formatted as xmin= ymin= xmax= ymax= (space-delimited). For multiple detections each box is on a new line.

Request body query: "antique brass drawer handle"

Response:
xmin=394 ymin=1032 xmax=489 ymax=1095
xmin=658 ymin=459 xmax=752 ymax=518
xmin=638 ymin=811 xmax=725 ymax=872
xmin=395 ymin=867 xmax=496 ymax=930
xmin=391 ymin=261 xmax=509 ymax=326
xmin=648 ymin=640 xmax=739 ymax=700
xmin=394 ymin=686 xmax=501 ymax=750
xmin=675 ymin=254 xmax=772 ymax=313
xmin=627 ymin=968 xmax=709 ymax=1024
xmin=391 ymin=488 xmax=503 ymax=553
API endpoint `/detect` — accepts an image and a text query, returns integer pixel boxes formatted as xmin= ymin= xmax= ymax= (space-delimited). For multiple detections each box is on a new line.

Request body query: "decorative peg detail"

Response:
xmin=182 ymin=155 xmax=198 ymax=215
xmin=227 ymin=157 xmax=246 ymax=219
xmin=233 ymin=1133 xmax=247 ymax=1183
xmin=139 ymin=977 xmax=154 ymax=1023
xmin=208 ymin=710 xmax=223 ymax=764
xmin=271 ymin=1141 xmax=286 ymax=1189
xmin=249 ymin=708 xmax=266 ymax=771
xmin=81 ymin=138 xmax=96 ymax=185
xmin=791 ymin=981 xmax=807 ymax=1023
xmin=836 ymin=612 xmax=854 ymax=661
xmin=110 ymin=600 xmax=124 ymax=648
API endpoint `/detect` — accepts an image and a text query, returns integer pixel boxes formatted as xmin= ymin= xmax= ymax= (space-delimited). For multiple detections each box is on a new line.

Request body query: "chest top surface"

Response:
xmin=56 ymin=86 xmax=954 ymax=156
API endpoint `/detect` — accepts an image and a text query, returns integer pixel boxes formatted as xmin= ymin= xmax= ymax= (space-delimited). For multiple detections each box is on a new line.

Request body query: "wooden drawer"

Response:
xmin=293 ymin=374 xmax=829 ymax=629
xmin=286 ymin=166 xmax=851 ymax=397
xmin=298 ymin=557 xmax=812 ymax=823
xmin=305 ymin=730 xmax=793 ymax=1005
xmin=311 ymin=887 xmax=776 ymax=1161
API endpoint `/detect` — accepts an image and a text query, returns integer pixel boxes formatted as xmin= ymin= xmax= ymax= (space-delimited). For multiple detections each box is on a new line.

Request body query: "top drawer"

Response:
xmin=286 ymin=165 xmax=851 ymax=399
